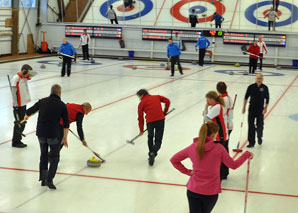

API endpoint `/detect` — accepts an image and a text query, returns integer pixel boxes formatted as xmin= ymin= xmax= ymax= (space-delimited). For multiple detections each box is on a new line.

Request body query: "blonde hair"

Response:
xmin=206 ymin=91 xmax=225 ymax=107
xmin=196 ymin=121 xmax=219 ymax=160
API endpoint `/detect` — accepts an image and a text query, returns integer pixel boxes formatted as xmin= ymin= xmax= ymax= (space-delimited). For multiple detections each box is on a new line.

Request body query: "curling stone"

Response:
xmin=234 ymin=62 xmax=240 ymax=67
xmin=87 ymin=156 xmax=101 ymax=167
xmin=40 ymin=64 xmax=46 ymax=69
xmin=202 ymin=13 xmax=207 ymax=17
xmin=229 ymin=71 xmax=234 ymax=75
xmin=192 ymin=61 xmax=197 ymax=65
xmin=118 ymin=57 xmax=124 ymax=60
xmin=90 ymin=59 xmax=95 ymax=64
xmin=211 ymin=0 xmax=215 ymax=4
xmin=132 ymin=65 xmax=137 ymax=70
xmin=174 ymin=64 xmax=178 ymax=70
xmin=160 ymin=63 xmax=166 ymax=67
xmin=276 ymin=66 xmax=282 ymax=70
xmin=243 ymin=71 xmax=249 ymax=75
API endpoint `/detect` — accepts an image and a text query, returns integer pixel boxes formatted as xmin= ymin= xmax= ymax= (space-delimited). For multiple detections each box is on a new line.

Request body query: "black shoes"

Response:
xmin=258 ymin=139 xmax=263 ymax=145
xmin=221 ymin=176 xmax=228 ymax=180
xmin=180 ymin=72 xmax=184 ymax=75
xmin=47 ymin=180 xmax=56 ymax=190
xmin=148 ymin=152 xmax=156 ymax=166
xmin=170 ymin=75 xmax=174 ymax=77
xmin=41 ymin=180 xmax=47 ymax=186
xmin=12 ymin=141 xmax=27 ymax=148
xmin=246 ymin=144 xmax=254 ymax=148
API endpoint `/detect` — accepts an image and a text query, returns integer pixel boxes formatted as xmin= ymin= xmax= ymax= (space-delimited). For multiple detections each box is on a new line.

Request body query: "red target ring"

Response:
xmin=263 ymin=9 xmax=282 ymax=16
xmin=117 ymin=4 xmax=135 ymax=12
xmin=170 ymin=0 xmax=225 ymax=23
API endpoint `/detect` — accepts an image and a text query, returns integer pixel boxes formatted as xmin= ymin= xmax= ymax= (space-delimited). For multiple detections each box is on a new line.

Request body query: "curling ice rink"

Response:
xmin=0 ymin=57 xmax=298 ymax=213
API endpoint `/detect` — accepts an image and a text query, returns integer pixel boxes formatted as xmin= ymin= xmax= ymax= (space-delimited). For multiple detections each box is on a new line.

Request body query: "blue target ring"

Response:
xmin=214 ymin=70 xmax=284 ymax=77
xmin=100 ymin=0 xmax=153 ymax=21
xmin=289 ymin=114 xmax=298 ymax=122
xmin=189 ymin=6 xmax=207 ymax=14
xmin=245 ymin=1 xmax=298 ymax=27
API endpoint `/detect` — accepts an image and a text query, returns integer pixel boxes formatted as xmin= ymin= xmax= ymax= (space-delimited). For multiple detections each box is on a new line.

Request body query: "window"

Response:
xmin=21 ymin=0 xmax=36 ymax=8
xmin=0 ymin=0 xmax=11 ymax=7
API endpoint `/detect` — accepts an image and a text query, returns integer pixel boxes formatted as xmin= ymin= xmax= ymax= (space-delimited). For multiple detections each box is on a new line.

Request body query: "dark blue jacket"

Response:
xmin=211 ymin=14 xmax=223 ymax=23
xmin=167 ymin=42 xmax=181 ymax=58
xmin=195 ymin=36 xmax=210 ymax=49
xmin=59 ymin=42 xmax=76 ymax=56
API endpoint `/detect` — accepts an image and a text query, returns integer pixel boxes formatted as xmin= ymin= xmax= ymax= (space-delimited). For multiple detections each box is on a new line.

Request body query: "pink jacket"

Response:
xmin=170 ymin=137 xmax=251 ymax=195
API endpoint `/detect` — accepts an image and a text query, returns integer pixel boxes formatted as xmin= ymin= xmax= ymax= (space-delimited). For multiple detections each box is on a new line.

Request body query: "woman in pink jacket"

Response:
xmin=170 ymin=121 xmax=253 ymax=213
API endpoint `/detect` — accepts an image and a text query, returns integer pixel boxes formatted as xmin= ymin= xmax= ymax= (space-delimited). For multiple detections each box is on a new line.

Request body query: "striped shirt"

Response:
xmin=257 ymin=41 xmax=268 ymax=54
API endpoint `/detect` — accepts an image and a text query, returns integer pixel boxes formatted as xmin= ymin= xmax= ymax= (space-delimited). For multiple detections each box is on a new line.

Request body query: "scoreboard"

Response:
xmin=142 ymin=28 xmax=223 ymax=41
xmin=223 ymin=32 xmax=286 ymax=47
xmin=65 ymin=26 xmax=93 ymax=37
xmin=142 ymin=28 xmax=172 ymax=41
xmin=65 ymin=25 xmax=122 ymax=39
xmin=93 ymin=27 xmax=122 ymax=39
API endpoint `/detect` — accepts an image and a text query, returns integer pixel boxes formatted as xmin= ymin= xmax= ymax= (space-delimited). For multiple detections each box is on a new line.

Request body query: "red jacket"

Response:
xmin=60 ymin=103 xmax=84 ymax=125
xmin=247 ymin=45 xmax=260 ymax=59
xmin=138 ymin=95 xmax=170 ymax=132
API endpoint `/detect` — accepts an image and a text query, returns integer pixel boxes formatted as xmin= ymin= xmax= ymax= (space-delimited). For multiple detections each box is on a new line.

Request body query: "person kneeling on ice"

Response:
xmin=59 ymin=102 xmax=92 ymax=149
xmin=167 ymin=38 xmax=183 ymax=77
xmin=137 ymin=89 xmax=170 ymax=166
xmin=170 ymin=121 xmax=253 ymax=213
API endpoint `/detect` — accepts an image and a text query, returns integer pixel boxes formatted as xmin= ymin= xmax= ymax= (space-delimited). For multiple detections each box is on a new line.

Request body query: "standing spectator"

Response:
xmin=246 ymin=41 xmax=260 ymax=74
xmin=25 ymin=84 xmax=69 ymax=190
xmin=170 ymin=121 xmax=253 ymax=213
xmin=172 ymin=32 xmax=182 ymax=49
xmin=59 ymin=102 xmax=92 ymax=150
xmin=203 ymin=91 xmax=229 ymax=180
xmin=79 ymin=29 xmax=90 ymax=61
xmin=106 ymin=5 xmax=118 ymax=24
xmin=137 ymin=89 xmax=170 ymax=166
xmin=273 ymin=0 xmax=280 ymax=12
xmin=189 ymin=9 xmax=199 ymax=28
xmin=257 ymin=36 xmax=268 ymax=71
xmin=211 ymin=12 xmax=224 ymax=28
xmin=167 ymin=38 xmax=183 ymax=76
xmin=10 ymin=64 xmax=37 ymax=148
xmin=195 ymin=35 xmax=210 ymax=66
xmin=242 ymin=74 xmax=269 ymax=148
xmin=58 ymin=38 xmax=76 ymax=77
xmin=264 ymin=8 xmax=279 ymax=31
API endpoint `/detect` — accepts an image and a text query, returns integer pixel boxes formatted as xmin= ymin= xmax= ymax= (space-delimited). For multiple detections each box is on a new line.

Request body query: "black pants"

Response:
xmin=249 ymin=58 xmax=258 ymax=73
xmin=199 ymin=49 xmax=206 ymax=66
xmin=170 ymin=55 xmax=183 ymax=76
xmin=62 ymin=56 xmax=72 ymax=76
xmin=268 ymin=21 xmax=275 ymax=31
xmin=38 ymin=137 xmax=60 ymax=182
xmin=215 ymin=23 xmax=221 ymax=28
xmin=82 ymin=44 xmax=89 ymax=60
xmin=191 ymin=22 xmax=197 ymax=28
xmin=187 ymin=190 xmax=218 ymax=213
xmin=147 ymin=119 xmax=165 ymax=156
xmin=259 ymin=53 xmax=264 ymax=70
xmin=110 ymin=19 xmax=118 ymax=24
xmin=215 ymin=140 xmax=229 ymax=178
xmin=273 ymin=1 xmax=279 ymax=11
xmin=12 ymin=106 xmax=26 ymax=144
xmin=248 ymin=110 xmax=264 ymax=146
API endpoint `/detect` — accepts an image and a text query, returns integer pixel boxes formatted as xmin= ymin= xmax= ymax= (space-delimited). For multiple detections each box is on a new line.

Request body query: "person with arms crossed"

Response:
xmin=25 ymin=84 xmax=69 ymax=190
xmin=170 ymin=121 xmax=253 ymax=213
xmin=264 ymin=7 xmax=279 ymax=31
xmin=257 ymin=36 xmax=268 ymax=71
xmin=137 ymin=89 xmax=170 ymax=166
xmin=79 ymin=29 xmax=90 ymax=61
xmin=243 ymin=74 xmax=269 ymax=148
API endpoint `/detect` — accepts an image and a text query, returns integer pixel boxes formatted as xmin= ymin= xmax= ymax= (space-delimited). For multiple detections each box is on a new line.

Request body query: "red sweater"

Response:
xmin=138 ymin=94 xmax=170 ymax=132
xmin=247 ymin=45 xmax=260 ymax=59
xmin=170 ymin=137 xmax=251 ymax=195
xmin=60 ymin=103 xmax=84 ymax=125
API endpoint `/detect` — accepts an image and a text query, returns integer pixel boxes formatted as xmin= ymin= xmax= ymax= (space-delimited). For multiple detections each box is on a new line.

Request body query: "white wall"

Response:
xmin=0 ymin=8 xmax=12 ymax=55
xmin=40 ymin=23 xmax=298 ymax=66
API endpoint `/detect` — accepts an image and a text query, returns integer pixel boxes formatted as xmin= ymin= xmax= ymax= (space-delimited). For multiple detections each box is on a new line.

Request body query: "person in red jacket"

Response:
xmin=59 ymin=102 xmax=92 ymax=148
xmin=247 ymin=41 xmax=260 ymax=74
xmin=137 ymin=89 xmax=170 ymax=166
xmin=170 ymin=121 xmax=253 ymax=213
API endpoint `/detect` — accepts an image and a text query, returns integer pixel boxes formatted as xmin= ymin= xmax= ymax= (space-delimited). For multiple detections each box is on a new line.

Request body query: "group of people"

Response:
xmin=10 ymin=66 xmax=92 ymax=189
xmin=189 ymin=11 xmax=224 ymax=29
xmin=137 ymin=74 xmax=269 ymax=212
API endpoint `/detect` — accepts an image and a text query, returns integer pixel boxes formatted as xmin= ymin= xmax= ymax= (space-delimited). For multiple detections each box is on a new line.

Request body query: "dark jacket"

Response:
xmin=26 ymin=94 xmax=69 ymax=138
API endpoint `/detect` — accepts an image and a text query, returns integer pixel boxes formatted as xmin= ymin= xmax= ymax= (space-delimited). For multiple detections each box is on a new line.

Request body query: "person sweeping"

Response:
xmin=170 ymin=121 xmax=253 ymax=213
